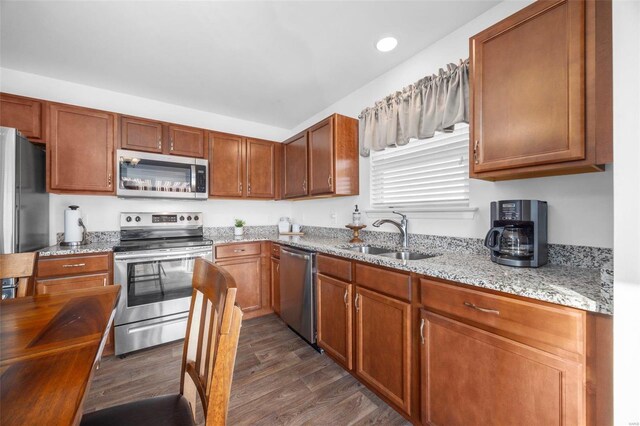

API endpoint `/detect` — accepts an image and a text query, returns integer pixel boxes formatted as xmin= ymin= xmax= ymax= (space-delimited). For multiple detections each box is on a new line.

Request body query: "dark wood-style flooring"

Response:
xmin=84 ymin=314 xmax=410 ymax=425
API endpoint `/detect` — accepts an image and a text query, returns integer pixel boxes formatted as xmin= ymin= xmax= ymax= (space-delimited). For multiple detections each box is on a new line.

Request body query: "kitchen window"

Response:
xmin=370 ymin=124 xmax=470 ymax=209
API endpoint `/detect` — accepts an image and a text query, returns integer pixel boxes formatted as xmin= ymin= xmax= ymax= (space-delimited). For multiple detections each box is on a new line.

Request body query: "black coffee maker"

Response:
xmin=484 ymin=200 xmax=548 ymax=267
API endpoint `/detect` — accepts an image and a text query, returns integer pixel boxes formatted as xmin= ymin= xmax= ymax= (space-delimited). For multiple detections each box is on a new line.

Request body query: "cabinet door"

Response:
xmin=246 ymin=138 xmax=275 ymax=199
xmin=308 ymin=117 xmax=334 ymax=195
xmin=355 ymin=286 xmax=411 ymax=415
xmin=0 ymin=93 xmax=44 ymax=141
xmin=283 ymin=133 xmax=308 ymax=198
xmin=49 ymin=104 xmax=115 ymax=193
xmin=168 ymin=124 xmax=204 ymax=158
xmin=471 ymin=0 xmax=585 ymax=173
xmin=420 ymin=310 xmax=583 ymax=426
xmin=317 ymin=273 xmax=352 ymax=370
xmin=215 ymin=256 xmax=262 ymax=313
xmin=209 ymin=132 xmax=244 ymax=197
xmin=35 ymin=273 xmax=109 ymax=295
xmin=121 ymin=116 xmax=163 ymax=153
xmin=270 ymin=257 xmax=280 ymax=315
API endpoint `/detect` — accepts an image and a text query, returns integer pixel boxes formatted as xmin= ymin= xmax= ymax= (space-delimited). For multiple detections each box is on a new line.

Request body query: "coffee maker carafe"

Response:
xmin=484 ymin=200 xmax=547 ymax=267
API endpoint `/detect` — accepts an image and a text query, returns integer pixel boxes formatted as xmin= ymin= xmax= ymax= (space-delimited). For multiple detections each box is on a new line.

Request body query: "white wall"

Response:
xmin=612 ymin=0 xmax=640 ymax=424
xmin=0 ymin=68 xmax=294 ymax=243
xmin=287 ymin=0 xmax=614 ymax=248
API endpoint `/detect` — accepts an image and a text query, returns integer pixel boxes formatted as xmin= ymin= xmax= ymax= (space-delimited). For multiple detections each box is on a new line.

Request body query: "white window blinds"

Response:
xmin=370 ymin=124 xmax=470 ymax=208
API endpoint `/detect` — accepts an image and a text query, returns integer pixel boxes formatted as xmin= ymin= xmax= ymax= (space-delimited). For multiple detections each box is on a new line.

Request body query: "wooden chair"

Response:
xmin=81 ymin=259 xmax=244 ymax=426
xmin=0 ymin=252 xmax=36 ymax=297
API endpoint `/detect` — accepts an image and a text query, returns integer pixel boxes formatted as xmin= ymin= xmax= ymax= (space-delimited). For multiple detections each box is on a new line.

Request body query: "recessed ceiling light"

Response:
xmin=376 ymin=36 xmax=398 ymax=52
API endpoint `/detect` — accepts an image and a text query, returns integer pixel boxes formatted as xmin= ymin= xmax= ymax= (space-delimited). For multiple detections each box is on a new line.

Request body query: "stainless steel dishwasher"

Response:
xmin=279 ymin=246 xmax=317 ymax=345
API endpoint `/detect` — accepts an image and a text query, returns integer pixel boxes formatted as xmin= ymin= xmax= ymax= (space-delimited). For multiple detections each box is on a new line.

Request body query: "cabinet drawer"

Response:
xmin=215 ymin=242 xmax=261 ymax=259
xmin=37 ymin=254 xmax=110 ymax=278
xmin=355 ymin=263 xmax=411 ymax=302
xmin=318 ymin=254 xmax=352 ymax=282
xmin=420 ymin=278 xmax=586 ymax=356
xmin=271 ymin=244 xmax=280 ymax=259
xmin=35 ymin=273 xmax=110 ymax=295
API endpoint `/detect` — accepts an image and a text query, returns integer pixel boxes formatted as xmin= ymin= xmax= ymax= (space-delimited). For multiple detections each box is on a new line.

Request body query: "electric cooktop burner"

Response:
xmin=113 ymin=237 xmax=213 ymax=253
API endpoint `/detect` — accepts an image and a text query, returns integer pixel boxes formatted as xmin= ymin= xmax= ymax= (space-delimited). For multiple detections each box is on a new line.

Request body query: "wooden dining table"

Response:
xmin=0 ymin=285 xmax=120 ymax=426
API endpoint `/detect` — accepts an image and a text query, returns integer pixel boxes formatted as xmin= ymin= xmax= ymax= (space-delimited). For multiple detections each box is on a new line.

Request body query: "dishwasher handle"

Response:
xmin=281 ymin=248 xmax=311 ymax=261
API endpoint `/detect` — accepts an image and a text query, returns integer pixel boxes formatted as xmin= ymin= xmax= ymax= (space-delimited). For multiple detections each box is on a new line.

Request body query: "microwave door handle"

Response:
xmin=191 ymin=165 xmax=196 ymax=192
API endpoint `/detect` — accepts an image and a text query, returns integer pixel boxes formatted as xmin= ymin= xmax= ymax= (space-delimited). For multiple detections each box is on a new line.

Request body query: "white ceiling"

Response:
xmin=0 ymin=1 xmax=498 ymax=129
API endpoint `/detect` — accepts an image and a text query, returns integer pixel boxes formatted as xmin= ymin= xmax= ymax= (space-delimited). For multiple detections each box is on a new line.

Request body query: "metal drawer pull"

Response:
xmin=62 ymin=263 xmax=86 ymax=268
xmin=420 ymin=318 xmax=425 ymax=344
xmin=343 ymin=289 xmax=348 ymax=305
xmin=354 ymin=293 xmax=359 ymax=311
xmin=464 ymin=301 xmax=500 ymax=315
xmin=233 ymin=249 xmax=246 ymax=253
xmin=328 ymin=175 xmax=332 ymax=187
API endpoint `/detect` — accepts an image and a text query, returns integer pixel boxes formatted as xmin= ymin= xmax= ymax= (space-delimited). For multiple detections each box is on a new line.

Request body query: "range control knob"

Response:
xmin=180 ymin=216 xmax=185 ymax=221
xmin=125 ymin=216 xmax=132 ymax=222
xmin=186 ymin=215 xmax=192 ymax=221
xmin=135 ymin=216 xmax=141 ymax=222
xmin=194 ymin=215 xmax=199 ymax=221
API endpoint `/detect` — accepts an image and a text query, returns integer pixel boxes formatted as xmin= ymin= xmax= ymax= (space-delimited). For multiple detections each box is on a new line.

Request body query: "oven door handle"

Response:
xmin=114 ymin=247 xmax=212 ymax=261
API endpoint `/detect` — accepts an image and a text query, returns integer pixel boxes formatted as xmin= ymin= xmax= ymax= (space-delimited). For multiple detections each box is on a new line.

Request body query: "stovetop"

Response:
xmin=113 ymin=237 xmax=213 ymax=253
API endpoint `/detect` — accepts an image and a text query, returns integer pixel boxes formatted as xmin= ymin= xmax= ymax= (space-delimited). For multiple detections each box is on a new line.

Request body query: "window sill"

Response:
xmin=365 ymin=207 xmax=478 ymax=220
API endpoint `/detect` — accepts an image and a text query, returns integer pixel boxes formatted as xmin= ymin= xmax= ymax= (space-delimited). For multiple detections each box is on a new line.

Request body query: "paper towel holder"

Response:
xmin=60 ymin=206 xmax=89 ymax=247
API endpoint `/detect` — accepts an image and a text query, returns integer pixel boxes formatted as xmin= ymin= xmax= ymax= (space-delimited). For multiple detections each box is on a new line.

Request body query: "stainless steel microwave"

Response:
xmin=116 ymin=149 xmax=208 ymax=199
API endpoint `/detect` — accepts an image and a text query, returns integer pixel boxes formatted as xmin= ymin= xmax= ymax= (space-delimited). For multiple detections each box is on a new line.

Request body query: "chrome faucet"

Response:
xmin=372 ymin=211 xmax=409 ymax=249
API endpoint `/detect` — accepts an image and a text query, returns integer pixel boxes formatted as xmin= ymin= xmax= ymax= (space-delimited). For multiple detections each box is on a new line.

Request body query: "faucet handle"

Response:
xmin=392 ymin=211 xmax=407 ymax=220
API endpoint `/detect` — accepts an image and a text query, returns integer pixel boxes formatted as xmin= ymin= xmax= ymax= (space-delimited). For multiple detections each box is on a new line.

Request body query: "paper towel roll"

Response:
xmin=64 ymin=207 xmax=83 ymax=243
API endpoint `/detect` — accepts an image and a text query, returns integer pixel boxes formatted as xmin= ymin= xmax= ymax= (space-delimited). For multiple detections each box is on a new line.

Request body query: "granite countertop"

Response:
xmin=38 ymin=233 xmax=612 ymax=315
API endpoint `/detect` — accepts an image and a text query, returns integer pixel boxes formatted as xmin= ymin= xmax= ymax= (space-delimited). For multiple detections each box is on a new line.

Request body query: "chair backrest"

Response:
xmin=180 ymin=258 xmax=243 ymax=426
xmin=0 ymin=252 xmax=36 ymax=297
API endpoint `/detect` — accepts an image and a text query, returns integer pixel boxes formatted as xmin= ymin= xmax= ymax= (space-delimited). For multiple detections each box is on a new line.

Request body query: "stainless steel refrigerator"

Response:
xmin=1 ymin=127 xmax=49 ymax=298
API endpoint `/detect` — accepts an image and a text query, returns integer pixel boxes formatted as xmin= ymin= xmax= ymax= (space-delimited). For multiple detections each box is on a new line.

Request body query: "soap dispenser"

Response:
xmin=352 ymin=205 xmax=361 ymax=225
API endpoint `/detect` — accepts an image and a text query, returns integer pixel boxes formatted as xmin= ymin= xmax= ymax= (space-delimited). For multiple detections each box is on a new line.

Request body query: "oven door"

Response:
xmin=116 ymin=149 xmax=208 ymax=199
xmin=113 ymin=246 xmax=212 ymax=326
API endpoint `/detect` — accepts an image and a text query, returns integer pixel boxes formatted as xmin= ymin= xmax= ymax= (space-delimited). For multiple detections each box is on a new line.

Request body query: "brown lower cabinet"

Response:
xmin=36 ymin=252 xmax=115 ymax=356
xmin=420 ymin=310 xmax=583 ymax=425
xmin=355 ymin=286 xmax=412 ymax=416
xmin=214 ymin=242 xmax=271 ymax=319
xmin=314 ymin=254 xmax=612 ymax=425
xmin=316 ymin=273 xmax=352 ymax=370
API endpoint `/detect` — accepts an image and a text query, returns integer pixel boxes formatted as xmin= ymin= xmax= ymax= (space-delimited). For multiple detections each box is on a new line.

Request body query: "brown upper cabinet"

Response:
xmin=48 ymin=103 xmax=116 ymax=194
xmin=469 ymin=0 xmax=612 ymax=180
xmin=0 ymin=93 xmax=45 ymax=142
xmin=120 ymin=116 xmax=163 ymax=153
xmin=208 ymin=132 xmax=277 ymax=199
xmin=120 ymin=116 xmax=205 ymax=158
xmin=283 ymin=114 xmax=359 ymax=199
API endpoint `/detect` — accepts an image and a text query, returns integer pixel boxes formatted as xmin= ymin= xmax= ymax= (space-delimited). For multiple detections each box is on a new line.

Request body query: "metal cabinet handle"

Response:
xmin=328 ymin=175 xmax=332 ymax=188
xmin=103 ymin=278 xmax=107 ymax=286
xmin=62 ymin=263 xmax=86 ymax=268
xmin=239 ymin=182 xmax=242 ymax=193
xmin=302 ymin=179 xmax=307 ymax=192
xmin=473 ymin=140 xmax=479 ymax=164
xmin=157 ymin=138 xmax=162 ymax=150
xmin=343 ymin=289 xmax=348 ymax=305
xmin=233 ymin=249 xmax=246 ymax=253
xmin=170 ymin=139 xmax=174 ymax=151
xmin=247 ymin=183 xmax=251 ymax=194
xmin=464 ymin=301 xmax=500 ymax=315
xmin=355 ymin=293 xmax=359 ymax=311
xmin=420 ymin=318 xmax=425 ymax=344
xmin=108 ymin=174 xmax=112 ymax=186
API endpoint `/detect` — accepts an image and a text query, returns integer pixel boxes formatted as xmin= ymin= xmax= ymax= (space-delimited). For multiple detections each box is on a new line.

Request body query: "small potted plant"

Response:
xmin=234 ymin=218 xmax=246 ymax=237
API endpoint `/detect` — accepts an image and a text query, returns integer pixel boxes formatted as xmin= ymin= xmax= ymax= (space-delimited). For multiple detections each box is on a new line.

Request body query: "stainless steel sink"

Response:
xmin=342 ymin=245 xmax=392 ymax=255
xmin=379 ymin=251 xmax=438 ymax=261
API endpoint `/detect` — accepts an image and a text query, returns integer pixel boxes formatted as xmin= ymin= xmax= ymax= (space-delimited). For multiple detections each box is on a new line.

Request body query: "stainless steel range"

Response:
xmin=113 ymin=212 xmax=212 ymax=356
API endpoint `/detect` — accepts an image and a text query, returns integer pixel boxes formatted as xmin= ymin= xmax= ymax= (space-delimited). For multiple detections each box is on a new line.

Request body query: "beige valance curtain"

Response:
xmin=358 ymin=59 xmax=469 ymax=157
